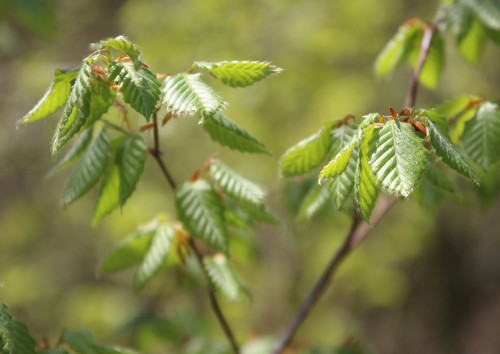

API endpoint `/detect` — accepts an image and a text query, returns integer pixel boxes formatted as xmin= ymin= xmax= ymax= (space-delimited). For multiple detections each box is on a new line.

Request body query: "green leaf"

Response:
xmin=133 ymin=222 xmax=175 ymax=291
xmin=194 ymin=61 xmax=282 ymax=87
xmin=427 ymin=119 xmax=479 ymax=183
xmin=424 ymin=164 xmax=457 ymax=193
xmin=176 ymin=180 xmax=228 ymax=254
xmin=458 ymin=19 xmax=487 ymax=63
xmin=280 ymin=120 xmax=335 ymax=177
xmin=99 ymin=229 xmax=155 ymax=274
xmin=485 ymin=26 xmax=500 ymax=44
xmin=464 ymin=0 xmax=500 ymax=29
xmin=410 ymin=30 xmax=445 ymax=88
xmin=84 ymin=78 xmax=116 ymax=128
xmin=223 ymin=206 xmax=253 ymax=230
xmin=369 ymin=120 xmax=428 ymax=197
xmin=47 ymin=126 xmax=93 ymax=177
xmin=18 ymin=69 xmax=78 ymax=125
xmin=93 ymin=164 xmax=120 ymax=226
xmin=297 ymin=183 xmax=330 ymax=222
xmin=95 ymin=36 xmax=143 ymax=70
xmin=445 ymin=1 xmax=474 ymax=38
xmin=319 ymin=143 xmax=356 ymax=181
xmin=239 ymin=203 xmax=281 ymax=225
xmin=355 ymin=125 xmax=380 ymax=222
xmin=62 ymin=329 xmax=126 ymax=354
xmin=328 ymin=124 xmax=357 ymax=159
xmin=374 ymin=18 xmax=422 ymax=76
xmin=210 ymin=159 xmax=266 ymax=208
xmin=162 ymin=73 xmax=224 ymax=115
xmin=38 ymin=349 xmax=70 ymax=354
xmin=118 ymin=134 xmax=147 ymax=206
xmin=328 ymin=148 xmax=358 ymax=209
xmin=108 ymin=62 xmax=161 ymax=120
xmin=203 ymin=254 xmax=242 ymax=301
xmin=463 ymin=102 xmax=500 ymax=170
xmin=51 ymin=61 xmax=93 ymax=155
xmin=0 ymin=303 xmax=37 ymax=354
xmin=63 ymin=129 xmax=109 ymax=207
xmin=202 ymin=112 xmax=272 ymax=155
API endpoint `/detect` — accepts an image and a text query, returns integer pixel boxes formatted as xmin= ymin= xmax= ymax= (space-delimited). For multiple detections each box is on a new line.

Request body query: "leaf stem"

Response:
xmin=150 ymin=109 xmax=240 ymax=353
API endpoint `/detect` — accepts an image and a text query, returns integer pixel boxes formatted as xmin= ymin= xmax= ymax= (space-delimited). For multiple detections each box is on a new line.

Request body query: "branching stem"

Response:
xmin=150 ymin=109 xmax=240 ymax=354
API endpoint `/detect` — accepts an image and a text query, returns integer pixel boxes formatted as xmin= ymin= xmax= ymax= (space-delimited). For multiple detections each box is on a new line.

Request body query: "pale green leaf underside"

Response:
xmin=464 ymin=0 xmax=500 ymax=29
xmin=47 ymin=126 xmax=93 ymax=177
xmin=319 ymin=143 xmax=355 ymax=181
xmin=203 ymin=254 xmax=242 ymax=301
xmin=195 ymin=61 xmax=282 ymax=87
xmin=328 ymin=124 xmax=357 ymax=159
xmin=63 ymin=129 xmax=109 ymax=207
xmin=134 ymin=223 xmax=174 ymax=291
xmin=93 ymin=164 xmax=120 ymax=226
xmin=18 ymin=69 xmax=78 ymax=126
xmin=328 ymin=148 xmax=358 ymax=209
xmin=297 ymin=183 xmax=330 ymax=222
xmin=176 ymin=180 xmax=228 ymax=254
xmin=99 ymin=230 xmax=155 ymax=274
xmin=427 ymin=119 xmax=479 ymax=183
xmin=119 ymin=134 xmax=147 ymax=206
xmin=210 ymin=159 xmax=266 ymax=208
xmin=108 ymin=62 xmax=161 ymax=120
xmin=369 ymin=120 xmax=428 ymax=197
xmin=281 ymin=120 xmax=334 ymax=177
xmin=463 ymin=102 xmax=500 ymax=170
xmin=96 ymin=35 xmax=143 ymax=69
xmin=163 ymin=73 xmax=224 ymax=115
xmin=202 ymin=112 xmax=272 ymax=155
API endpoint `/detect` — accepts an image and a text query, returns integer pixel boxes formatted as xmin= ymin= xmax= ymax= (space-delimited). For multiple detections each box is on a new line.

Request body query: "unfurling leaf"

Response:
xmin=319 ymin=143 xmax=355 ymax=181
xmin=85 ymin=78 xmax=116 ymax=128
xmin=463 ymin=102 xmax=500 ymax=170
xmin=369 ymin=120 xmax=428 ymax=197
xmin=118 ymin=134 xmax=147 ymax=206
xmin=195 ymin=61 xmax=282 ymax=87
xmin=203 ymin=253 xmax=244 ymax=301
xmin=108 ymin=62 xmax=161 ymax=120
xmin=47 ymin=126 xmax=93 ymax=176
xmin=134 ymin=222 xmax=175 ymax=291
xmin=162 ymin=73 xmax=224 ymax=115
xmin=18 ymin=68 xmax=78 ymax=126
xmin=63 ymin=129 xmax=109 ymax=207
xmin=95 ymin=35 xmax=143 ymax=69
xmin=328 ymin=148 xmax=358 ymax=209
xmin=176 ymin=180 xmax=228 ymax=253
xmin=281 ymin=120 xmax=335 ymax=177
xmin=202 ymin=113 xmax=272 ymax=155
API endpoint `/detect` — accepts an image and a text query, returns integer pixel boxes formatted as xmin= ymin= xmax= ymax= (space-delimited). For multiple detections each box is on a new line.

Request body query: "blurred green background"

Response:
xmin=1 ymin=0 xmax=500 ymax=353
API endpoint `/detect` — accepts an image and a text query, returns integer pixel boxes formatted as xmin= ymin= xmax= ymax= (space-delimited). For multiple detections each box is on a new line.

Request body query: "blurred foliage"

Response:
xmin=0 ymin=0 xmax=499 ymax=353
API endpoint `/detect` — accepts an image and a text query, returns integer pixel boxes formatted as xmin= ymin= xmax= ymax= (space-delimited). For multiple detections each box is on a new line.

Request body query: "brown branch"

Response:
xmin=150 ymin=110 xmax=240 ymax=353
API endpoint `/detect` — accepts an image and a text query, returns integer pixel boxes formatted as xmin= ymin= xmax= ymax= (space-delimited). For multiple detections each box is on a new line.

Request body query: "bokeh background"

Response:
xmin=1 ymin=0 xmax=500 ymax=353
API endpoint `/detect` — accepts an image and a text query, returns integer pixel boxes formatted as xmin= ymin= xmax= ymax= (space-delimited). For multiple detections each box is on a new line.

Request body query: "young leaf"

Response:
xmin=328 ymin=148 xmax=358 ymax=209
xmin=108 ymin=62 xmax=161 ymax=120
xmin=203 ymin=253 xmax=243 ymax=301
xmin=223 ymin=206 xmax=253 ymax=230
xmin=297 ymin=183 xmax=330 ymax=222
xmin=194 ymin=61 xmax=282 ymax=87
xmin=369 ymin=120 xmax=428 ymax=197
xmin=118 ymin=134 xmax=147 ymax=206
xmin=18 ymin=68 xmax=78 ymax=125
xmin=96 ymin=36 xmax=143 ymax=70
xmin=427 ymin=119 xmax=479 ymax=183
xmin=175 ymin=180 xmax=229 ymax=254
xmin=210 ymin=159 xmax=266 ymax=208
xmin=410 ymin=30 xmax=445 ymax=89
xmin=319 ymin=143 xmax=356 ymax=181
xmin=0 ymin=303 xmax=37 ymax=354
xmin=463 ymin=102 xmax=500 ymax=170
xmin=374 ymin=18 xmax=422 ymax=77
xmin=328 ymin=124 xmax=357 ymax=159
xmin=280 ymin=120 xmax=335 ymax=177
xmin=99 ymin=229 xmax=155 ymax=274
xmin=239 ymin=203 xmax=281 ymax=225
xmin=424 ymin=164 xmax=457 ymax=193
xmin=51 ymin=61 xmax=93 ymax=155
xmin=133 ymin=222 xmax=175 ymax=291
xmin=202 ymin=113 xmax=272 ymax=155
xmin=93 ymin=164 xmax=120 ymax=226
xmin=62 ymin=329 xmax=127 ymax=354
xmin=47 ymin=126 xmax=93 ymax=176
xmin=457 ymin=19 xmax=487 ymax=63
xmin=355 ymin=126 xmax=380 ymax=222
xmin=63 ymin=129 xmax=109 ymax=207
xmin=162 ymin=73 xmax=224 ymax=115
xmin=84 ymin=78 xmax=116 ymax=128
xmin=464 ymin=0 xmax=500 ymax=29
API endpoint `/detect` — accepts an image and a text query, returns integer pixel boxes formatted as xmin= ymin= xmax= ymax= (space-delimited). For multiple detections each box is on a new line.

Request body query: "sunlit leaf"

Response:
xmin=176 ymin=180 xmax=228 ymax=254
xmin=84 ymin=78 xmax=116 ymax=128
xmin=18 ymin=68 xmax=78 ymax=125
xmin=458 ymin=19 xmax=487 ymax=63
xmin=328 ymin=148 xmax=358 ymax=209
xmin=280 ymin=120 xmax=335 ymax=177
xmin=297 ymin=183 xmax=330 ymax=222
xmin=134 ymin=222 xmax=175 ymax=291
xmin=463 ymin=102 xmax=500 ymax=170
xmin=203 ymin=254 xmax=243 ymax=301
xmin=118 ymin=134 xmax=147 ymax=206
xmin=162 ymin=73 xmax=224 ymax=115
xmin=108 ymin=62 xmax=161 ymax=120
xmin=63 ymin=129 xmax=109 ymax=207
xmin=369 ymin=120 xmax=428 ymax=197
xmin=410 ymin=30 xmax=445 ymax=89
xmin=319 ymin=143 xmax=356 ymax=181
xmin=195 ymin=61 xmax=282 ymax=87
xmin=95 ymin=36 xmax=143 ymax=70
xmin=328 ymin=124 xmax=357 ymax=159
xmin=203 ymin=113 xmax=272 ymax=155
xmin=93 ymin=164 xmax=120 ymax=226
xmin=463 ymin=0 xmax=500 ymax=29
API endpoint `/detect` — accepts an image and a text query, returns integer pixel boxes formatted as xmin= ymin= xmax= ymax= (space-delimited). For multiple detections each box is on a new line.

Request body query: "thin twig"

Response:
xmin=150 ymin=110 xmax=240 ymax=353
